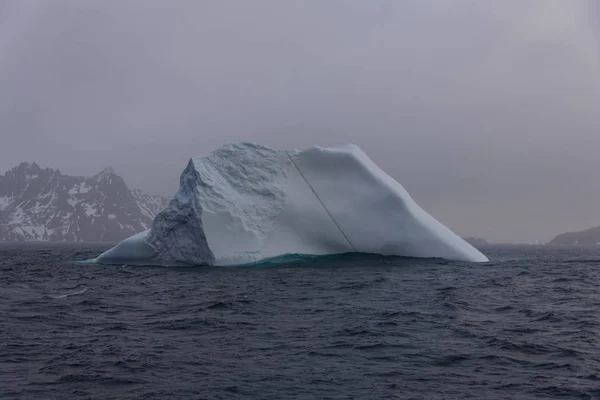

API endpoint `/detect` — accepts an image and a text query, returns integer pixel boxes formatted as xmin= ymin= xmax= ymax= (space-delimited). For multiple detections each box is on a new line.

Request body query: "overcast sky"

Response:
xmin=0 ymin=0 xmax=599 ymax=243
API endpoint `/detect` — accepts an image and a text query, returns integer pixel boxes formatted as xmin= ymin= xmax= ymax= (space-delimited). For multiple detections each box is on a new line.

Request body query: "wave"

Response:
xmin=50 ymin=287 xmax=88 ymax=299
xmin=73 ymin=259 xmax=97 ymax=264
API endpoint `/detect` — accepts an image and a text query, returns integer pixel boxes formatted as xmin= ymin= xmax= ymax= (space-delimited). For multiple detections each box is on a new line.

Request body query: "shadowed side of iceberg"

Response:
xmin=144 ymin=159 xmax=215 ymax=266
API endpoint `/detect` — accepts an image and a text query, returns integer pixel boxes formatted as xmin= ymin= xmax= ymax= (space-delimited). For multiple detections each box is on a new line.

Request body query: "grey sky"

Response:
xmin=0 ymin=0 xmax=599 ymax=243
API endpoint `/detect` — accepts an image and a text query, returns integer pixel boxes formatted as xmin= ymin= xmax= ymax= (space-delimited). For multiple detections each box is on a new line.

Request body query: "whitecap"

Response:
xmin=50 ymin=287 xmax=88 ymax=299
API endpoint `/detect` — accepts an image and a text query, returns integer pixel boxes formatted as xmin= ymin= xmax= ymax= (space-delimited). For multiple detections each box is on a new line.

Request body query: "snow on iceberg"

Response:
xmin=94 ymin=143 xmax=489 ymax=266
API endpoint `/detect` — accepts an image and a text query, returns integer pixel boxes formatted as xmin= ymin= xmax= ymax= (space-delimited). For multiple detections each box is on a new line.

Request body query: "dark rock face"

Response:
xmin=0 ymin=162 xmax=169 ymax=242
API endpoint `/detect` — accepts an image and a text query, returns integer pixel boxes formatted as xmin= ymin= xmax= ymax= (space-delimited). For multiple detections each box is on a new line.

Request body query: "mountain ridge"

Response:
xmin=0 ymin=162 xmax=169 ymax=242
xmin=549 ymin=225 xmax=600 ymax=245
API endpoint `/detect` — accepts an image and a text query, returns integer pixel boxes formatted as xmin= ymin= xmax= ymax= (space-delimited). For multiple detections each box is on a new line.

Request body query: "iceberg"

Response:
xmin=94 ymin=143 xmax=489 ymax=266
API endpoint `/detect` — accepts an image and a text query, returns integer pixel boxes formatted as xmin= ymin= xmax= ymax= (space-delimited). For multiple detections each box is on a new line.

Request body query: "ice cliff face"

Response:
xmin=0 ymin=162 xmax=169 ymax=242
xmin=95 ymin=143 xmax=489 ymax=265
xmin=145 ymin=160 xmax=215 ymax=266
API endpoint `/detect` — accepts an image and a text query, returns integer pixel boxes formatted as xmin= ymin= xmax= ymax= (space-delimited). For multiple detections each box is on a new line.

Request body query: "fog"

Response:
xmin=0 ymin=0 xmax=599 ymax=243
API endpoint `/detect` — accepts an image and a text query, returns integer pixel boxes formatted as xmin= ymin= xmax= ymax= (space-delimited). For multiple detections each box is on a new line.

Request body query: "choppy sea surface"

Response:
xmin=2 ymin=243 xmax=600 ymax=399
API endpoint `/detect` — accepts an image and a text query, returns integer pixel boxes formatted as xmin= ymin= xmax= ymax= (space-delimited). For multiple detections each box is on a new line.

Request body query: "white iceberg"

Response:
xmin=94 ymin=143 xmax=489 ymax=266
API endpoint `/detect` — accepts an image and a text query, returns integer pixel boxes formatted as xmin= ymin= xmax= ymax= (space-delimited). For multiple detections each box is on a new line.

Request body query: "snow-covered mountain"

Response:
xmin=0 ymin=162 xmax=169 ymax=242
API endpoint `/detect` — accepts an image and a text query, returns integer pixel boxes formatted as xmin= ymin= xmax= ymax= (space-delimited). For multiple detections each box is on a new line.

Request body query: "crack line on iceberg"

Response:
xmin=285 ymin=151 xmax=357 ymax=252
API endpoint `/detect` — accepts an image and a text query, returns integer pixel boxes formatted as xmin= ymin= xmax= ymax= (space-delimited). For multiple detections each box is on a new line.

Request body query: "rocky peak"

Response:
xmin=10 ymin=161 xmax=51 ymax=176
xmin=0 ymin=162 xmax=169 ymax=242
xmin=94 ymin=166 xmax=117 ymax=178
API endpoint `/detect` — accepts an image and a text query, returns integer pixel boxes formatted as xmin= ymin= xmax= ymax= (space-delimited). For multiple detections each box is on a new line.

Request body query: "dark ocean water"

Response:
xmin=2 ymin=243 xmax=600 ymax=399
